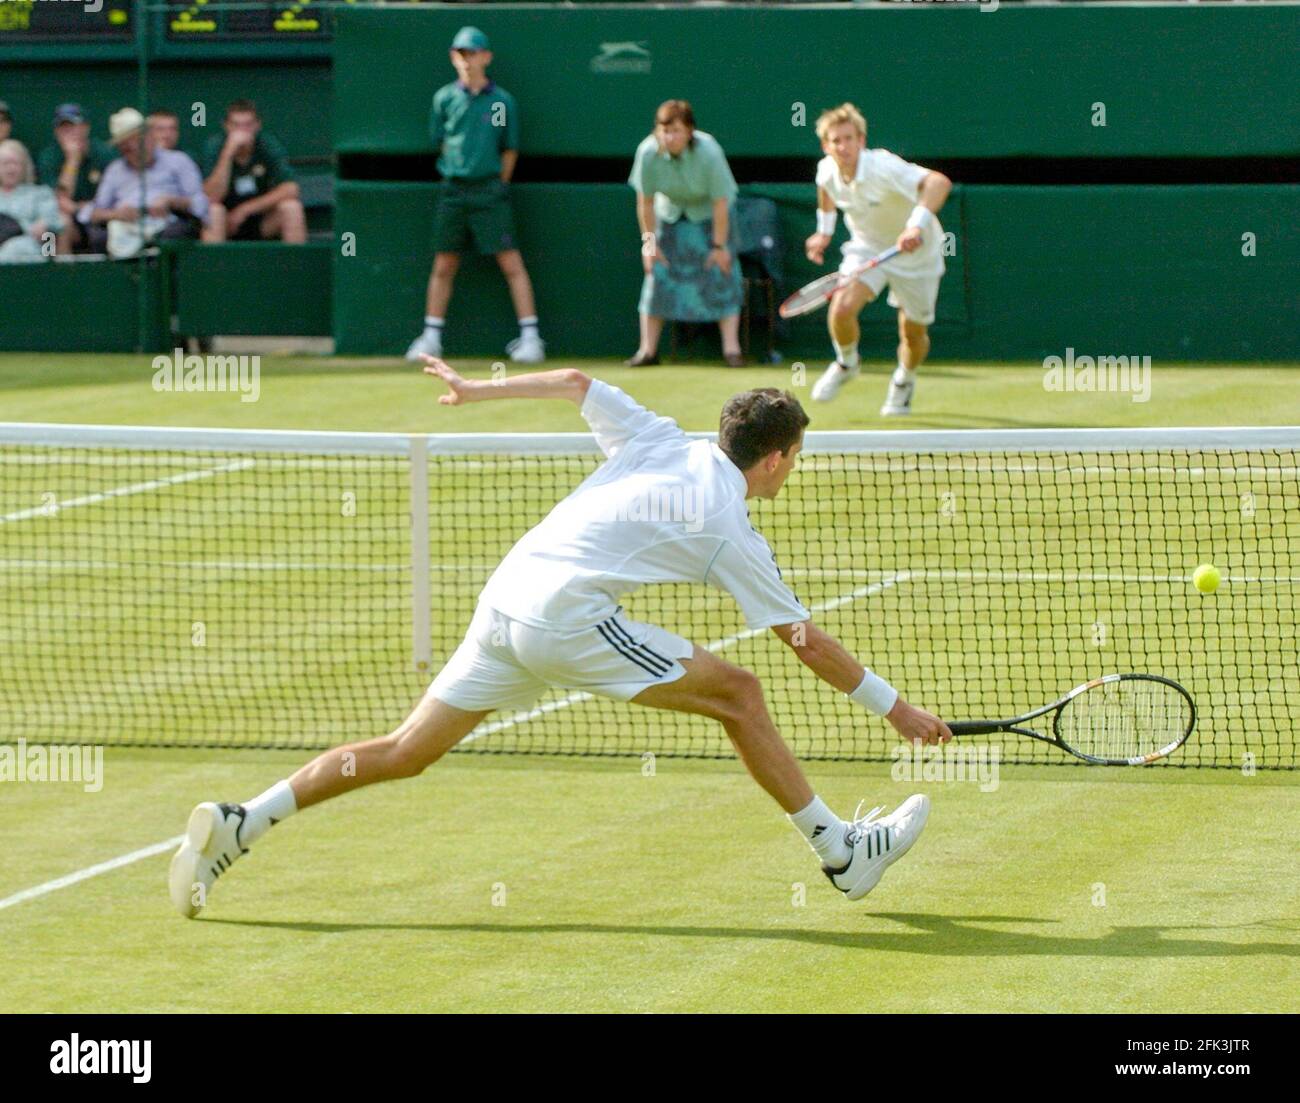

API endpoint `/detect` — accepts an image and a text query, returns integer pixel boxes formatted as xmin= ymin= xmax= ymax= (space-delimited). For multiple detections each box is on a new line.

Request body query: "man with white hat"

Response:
xmin=83 ymin=106 xmax=211 ymax=254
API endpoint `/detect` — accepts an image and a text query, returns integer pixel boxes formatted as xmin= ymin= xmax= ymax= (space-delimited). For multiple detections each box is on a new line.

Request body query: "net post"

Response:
xmin=408 ymin=435 xmax=432 ymax=675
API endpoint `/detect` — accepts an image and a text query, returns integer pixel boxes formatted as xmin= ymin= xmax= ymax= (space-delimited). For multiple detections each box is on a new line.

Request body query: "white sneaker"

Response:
xmin=823 ymin=794 xmax=930 ymax=901
xmin=506 ymin=334 xmax=546 ymax=364
xmin=880 ymin=368 xmax=916 ymax=416
xmin=811 ymin=360 xmax=859 ymax=402
xmin=168 ymin=802 xmax=250 ymax=918
xmin=405 ymin=330 xmax=442 ymax=362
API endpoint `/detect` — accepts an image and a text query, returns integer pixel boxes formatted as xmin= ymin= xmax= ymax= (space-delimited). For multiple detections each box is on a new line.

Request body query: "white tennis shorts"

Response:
xmin=427 ymin=603 xmax=694 ymax=713
xmin=838 ymin=240 xmax=944 ymax=326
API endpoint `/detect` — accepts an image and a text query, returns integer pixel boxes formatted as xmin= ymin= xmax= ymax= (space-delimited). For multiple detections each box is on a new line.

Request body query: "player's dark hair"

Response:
xmin=718 ymin=389 xmax=810 ymax=471
xmin=148 ymin=109 xmax=179 ymax=122
xmin=225 ymin=99 xmax=260 ymax=120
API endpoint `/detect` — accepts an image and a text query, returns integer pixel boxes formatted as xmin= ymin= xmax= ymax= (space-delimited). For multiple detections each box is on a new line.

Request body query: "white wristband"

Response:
xmin=904 ymin=204 xmax=933 ymax=232
xmin=815 ymin=209 xmax=837 ymax=236
xmin=849 ymin=668 xmax=899 ymax=716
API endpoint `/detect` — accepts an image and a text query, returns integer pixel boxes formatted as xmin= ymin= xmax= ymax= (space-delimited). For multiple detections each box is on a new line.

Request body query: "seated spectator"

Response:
xmin=202 ymin=100 xmax=305 ymax=244
xmin=37 ymin=103 xmax=115 ymax=253
xmin=83 ymin=107 xmax=211 ymax=254
xmin=0 ymin=139 xmax=63 ymax=264
xmin=148 ymin=109 xmax=182 ymax=151
xmin=0 ymin=101 xmax=12 ymax=143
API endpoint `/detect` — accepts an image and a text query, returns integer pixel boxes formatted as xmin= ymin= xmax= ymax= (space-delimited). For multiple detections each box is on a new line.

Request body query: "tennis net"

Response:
xmin=1 ymin=423 xmax=1295 ymax=767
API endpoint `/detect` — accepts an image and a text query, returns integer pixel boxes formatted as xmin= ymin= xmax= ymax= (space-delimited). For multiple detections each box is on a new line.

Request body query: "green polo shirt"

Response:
xmin=628 ymin=130 xmax=738 ymax=224
xmin=429 ymin=79 xmax=519 ymax=181
xmin=200 ymin=132 xmax=295 ymax=208
xmin=37 ymin=138 xmax=115 ymax=203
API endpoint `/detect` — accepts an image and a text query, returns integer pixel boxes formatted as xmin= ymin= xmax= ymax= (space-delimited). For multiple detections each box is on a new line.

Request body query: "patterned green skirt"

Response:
xmin=639 ymin=212 xmax=744 ymax=322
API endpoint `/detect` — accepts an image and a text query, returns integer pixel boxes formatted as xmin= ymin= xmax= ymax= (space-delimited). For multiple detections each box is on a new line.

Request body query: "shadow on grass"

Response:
xmin=203 ymin=912 xmax=1299 ymax=958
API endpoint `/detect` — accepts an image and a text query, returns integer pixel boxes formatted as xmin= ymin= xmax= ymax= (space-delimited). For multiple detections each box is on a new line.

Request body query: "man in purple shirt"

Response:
xmin=83 ymin=107 xmax=210 ymax=253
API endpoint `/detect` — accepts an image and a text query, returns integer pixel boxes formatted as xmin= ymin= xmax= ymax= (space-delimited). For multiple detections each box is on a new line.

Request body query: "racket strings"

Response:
xmin=1059 ymin=680 xmax=1191 ymax=760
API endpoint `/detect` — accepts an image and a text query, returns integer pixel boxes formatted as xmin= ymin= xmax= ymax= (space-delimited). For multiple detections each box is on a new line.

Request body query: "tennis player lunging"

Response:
xmin=169 ymin=361 xmax=951 ymax=918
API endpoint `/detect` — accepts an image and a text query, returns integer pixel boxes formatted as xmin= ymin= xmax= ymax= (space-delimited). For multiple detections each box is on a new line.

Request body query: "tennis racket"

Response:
xmin=778 ymin=245 xmax=903 ymax=319
xmin=946 ymin=673 xmax=1196 ymax=765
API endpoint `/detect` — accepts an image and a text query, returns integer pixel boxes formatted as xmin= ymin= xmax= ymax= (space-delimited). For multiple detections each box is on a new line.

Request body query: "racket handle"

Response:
xmin=946 ymin=721 xmax=1005 ymax=736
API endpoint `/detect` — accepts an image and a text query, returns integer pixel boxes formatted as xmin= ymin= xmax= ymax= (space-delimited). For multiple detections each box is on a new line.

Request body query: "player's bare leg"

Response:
xmin=812 ymin=280 xmax=875 ymax=401
xmin=881 ymin=311 xmax=929 ymax=416
xmin=632 ymin=645 xmax=930 ymax=900
xmin=631 ymin=645 xmax=813 ymax=812
xmin=169 ymin=695 xmax=489 ymax=917
xmin=288 ymin=696 xmax=489 ymax=808
xmin=497 ymin=249 xmax=545 ymax=362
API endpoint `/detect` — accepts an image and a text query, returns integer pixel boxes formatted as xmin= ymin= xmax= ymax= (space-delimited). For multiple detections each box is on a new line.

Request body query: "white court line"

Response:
xmin=0 ymin=835 xmax=183 ymax=913
xmin=0 ymin=459 xmax=255 ymax=524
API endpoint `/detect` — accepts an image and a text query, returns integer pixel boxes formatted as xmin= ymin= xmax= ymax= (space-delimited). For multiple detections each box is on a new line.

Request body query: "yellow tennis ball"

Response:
xmin=1192 ymin=564 xmax=1220 ymax=594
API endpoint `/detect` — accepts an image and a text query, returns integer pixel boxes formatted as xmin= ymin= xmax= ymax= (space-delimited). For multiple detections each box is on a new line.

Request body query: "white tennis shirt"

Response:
xmin=478 ymin=380 xmax=812 ymax=633
xmin=816 ymin=147 xmax=944 ymax=277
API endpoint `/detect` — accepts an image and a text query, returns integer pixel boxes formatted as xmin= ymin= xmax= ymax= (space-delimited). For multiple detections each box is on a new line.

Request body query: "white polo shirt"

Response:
xmin=816 ymin=148 xmax=944 ymax=277
xmin=478 ymin=380 xmax=812 ymax=633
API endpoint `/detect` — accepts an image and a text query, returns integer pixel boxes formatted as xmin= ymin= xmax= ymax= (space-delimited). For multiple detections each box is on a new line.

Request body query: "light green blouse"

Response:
xmin=0 ymin=184 xmax=63 ymax=233
xmin=628 ymin=130 xmax=738 ymax=224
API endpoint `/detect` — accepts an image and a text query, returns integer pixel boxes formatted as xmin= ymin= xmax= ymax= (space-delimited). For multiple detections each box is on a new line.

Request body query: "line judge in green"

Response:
xmin=406 ymin=26 xmax=545 ymax=365
xmin=626 ymin=100 xmax=746 ymax=368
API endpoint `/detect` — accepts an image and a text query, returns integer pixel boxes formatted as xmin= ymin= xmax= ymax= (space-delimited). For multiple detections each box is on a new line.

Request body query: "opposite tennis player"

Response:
xmin=805 ymin=103 xmax=952 ymax=415
xmin=169 ymin=360 xmax=951 ymax=918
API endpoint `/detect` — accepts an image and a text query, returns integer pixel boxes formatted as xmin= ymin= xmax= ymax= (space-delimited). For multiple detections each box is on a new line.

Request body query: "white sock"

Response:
xmin=788 ymin=796 xmax=852 ymax=868
xmin=894 ymin=363 xmax=914 ymax=383
xmin=423 ymin=315 xmax=445 ymax=338
xmin=834 ymin=343 xmax=859 ymax=370
xmin=519 ymin=315 xmax=539 ymax=340
xmin=240 ymin=780 xmax=298 ymax=846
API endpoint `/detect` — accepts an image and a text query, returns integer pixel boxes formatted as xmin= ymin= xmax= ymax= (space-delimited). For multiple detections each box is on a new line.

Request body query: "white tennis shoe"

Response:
xmin=404 ymin=330 xmax=443 ymax=362
xmin=880 ymin=367 xmax=916 ymax=416
xmin=507 ymin=334 xmax=546 ymax=363
xmin=168 ymin=802 xmax=250 ymax=918
xmin=811 ymin=360 xmax=859 ymax=402
xmin=823 ymin=794 xmax=930 ymax=901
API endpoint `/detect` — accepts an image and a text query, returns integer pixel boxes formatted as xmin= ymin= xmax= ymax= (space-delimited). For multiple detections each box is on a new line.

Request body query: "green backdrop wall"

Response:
xmin=333 ymin=5 xmax=1300 ymax=158
xmin=333 ymin=182 xmax=1296 ymax=361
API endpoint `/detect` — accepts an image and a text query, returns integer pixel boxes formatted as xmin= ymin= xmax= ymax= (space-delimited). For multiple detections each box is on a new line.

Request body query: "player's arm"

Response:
xmin=805 ymin=186 xmax=835 ymax=264
xmin=423 ymin=358 xmax=590 ymax=406
xmin=500 ymin=149 xmax=517 ymax=184
xmin=897 ymin=170 xmax=952 ymax=253
xmin=770 ymin=620 xmax=951 ymax=745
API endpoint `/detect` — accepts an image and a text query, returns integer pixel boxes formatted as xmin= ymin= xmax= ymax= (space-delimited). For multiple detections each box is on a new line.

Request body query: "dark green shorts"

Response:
xmin=433 ymin=178 xmax=517 ymax=255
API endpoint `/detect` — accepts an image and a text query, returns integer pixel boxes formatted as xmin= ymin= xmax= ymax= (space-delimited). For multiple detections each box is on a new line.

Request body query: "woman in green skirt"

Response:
xmin=626 ymin=100 xmax=745 ymax=367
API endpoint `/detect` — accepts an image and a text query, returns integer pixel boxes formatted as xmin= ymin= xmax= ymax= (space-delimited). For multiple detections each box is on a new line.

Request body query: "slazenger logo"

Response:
xmin=50 ymin=1034 xmax=151 ymax=1083
xmin=591 ymin=41 xmax=652 ymax=74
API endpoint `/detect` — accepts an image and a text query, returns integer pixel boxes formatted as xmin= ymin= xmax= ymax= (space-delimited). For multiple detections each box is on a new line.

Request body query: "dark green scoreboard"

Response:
xmin=0 ymin=0 xmax=132 ymax=38
xmin=166 ymin=0 xmax=342 ymax=41
xmin=0 ymin=1 xmax=348 ymax=42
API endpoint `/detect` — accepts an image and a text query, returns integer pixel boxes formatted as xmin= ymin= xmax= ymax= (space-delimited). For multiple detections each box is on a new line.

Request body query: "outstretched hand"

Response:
xmin=422 ymin=356 xmax=474 ymax=405
xmin=887 ymin=698 xmax=953 ymax=746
